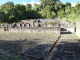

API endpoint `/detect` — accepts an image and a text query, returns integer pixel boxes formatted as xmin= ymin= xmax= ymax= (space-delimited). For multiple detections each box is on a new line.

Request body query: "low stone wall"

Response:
xmin=76 ymin=21 xmax=80 ymax=37
xmin=67 ymin=28 xmax=75 ymax=33
xmin=9 ymin=27 xmax=60 ymax=34
xmin=0 ymin=27 xmax=4 ymax=31
xmin=19 ymin=19 xmax=61 ymax=23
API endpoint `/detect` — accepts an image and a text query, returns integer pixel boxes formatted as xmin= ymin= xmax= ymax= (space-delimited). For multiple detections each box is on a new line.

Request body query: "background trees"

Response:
xmin=0 ymin=0 xmax=80 ymax=23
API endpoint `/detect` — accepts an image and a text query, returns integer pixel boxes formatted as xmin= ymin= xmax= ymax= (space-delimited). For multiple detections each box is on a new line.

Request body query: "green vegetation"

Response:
xmin=1 ymin=53 xmax=21 ymax=60
xmin=0 ymin=1 xmax=80 ymax=23
xmin=74 ymin=34 xmax=80 ymax=39
xmin=49 ymin=22 xmax=57 ymax=24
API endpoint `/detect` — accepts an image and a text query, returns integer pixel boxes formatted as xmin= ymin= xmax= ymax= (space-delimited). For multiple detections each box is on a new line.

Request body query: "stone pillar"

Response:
xmin=76 ymin=21 xmax=80 ymax=37
xmin=31 ymin=20 xmax=34 ymax=27
xmin=10 ymin=24 xmax=12 ymax=27
xmin=1 ymin=24 xmax=5 ymax=27
xmin=27 ymin=24 xmax=29 ymax=27
xmin=22 ymin=24 xmax=25 ymax=27
xmin=16 ymin=24 xmax=21 ymax=27
xmin=34 ymin=22 xmax=39 ymax=27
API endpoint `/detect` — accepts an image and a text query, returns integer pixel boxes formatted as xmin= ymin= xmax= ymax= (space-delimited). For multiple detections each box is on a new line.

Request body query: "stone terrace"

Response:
xmin=0 ymin=32 xmax=60 ymax=59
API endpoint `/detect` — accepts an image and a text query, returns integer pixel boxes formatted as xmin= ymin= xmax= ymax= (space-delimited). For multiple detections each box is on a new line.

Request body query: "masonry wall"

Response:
xmin=67 ymin=28 xmax=75 ymax=33
xmin=0 ymin=27 xmax=4 ymax=31
xmin=18 ymin=19 xmax=62 ymax=23
xmin=76 ymin=21 xmax=80 ymax=37
xmin=9 ymin=27 xmax=60 ymax=34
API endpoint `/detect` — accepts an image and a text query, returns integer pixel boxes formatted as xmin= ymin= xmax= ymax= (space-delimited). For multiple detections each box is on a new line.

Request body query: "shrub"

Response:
xmin=49 ymin=22 xmax=57 ymax=24
xmin=13 ymin=22 xmax=15 ymax=24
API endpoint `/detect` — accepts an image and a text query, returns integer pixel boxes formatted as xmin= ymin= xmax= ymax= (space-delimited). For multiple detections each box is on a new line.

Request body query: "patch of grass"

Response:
xmin=74 ymin=34 xmax=80 ymax=39
xmin=70 ymin=34 xmax=80 ymax=39
xmin=1 ymin=53 xmax=21 ymax=60
xmin=14 ymin=56 xmax=21 ymax=60
xmin=49 ymin=22 xmax=57 ymax=24
xmin=4 ymin=54 xmax=13 ymax=58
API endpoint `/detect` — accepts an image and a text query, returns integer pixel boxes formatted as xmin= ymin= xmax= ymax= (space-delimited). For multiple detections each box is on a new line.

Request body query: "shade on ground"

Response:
xmin=0 ymin=32 xmax=60 ymax=58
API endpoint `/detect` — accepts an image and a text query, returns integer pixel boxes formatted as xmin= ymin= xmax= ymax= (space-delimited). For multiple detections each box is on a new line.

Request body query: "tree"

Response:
xmin=25 ymin=4 xmax=32 ymax=11
xmin=40 ymin=0 xmax=59 ymax=4
xmin=65 ymin=2 xmax=71 ymax=7
xmin=33 ymin=4 xmax=41 ymax=11
xmin=7 ymin=4 xmax=27 ymax=22
xmin=55 ymin=1 xmax=63 ymax=12
xmin=75 ymin=2 xmax=80 ymax=10
xmin=58 ymin=9 xmax=66 ymax=18
xmin=0 ymin=10 xmax=6 ymax=22
xmin=0 ymin=1 xmax=14 ymax=13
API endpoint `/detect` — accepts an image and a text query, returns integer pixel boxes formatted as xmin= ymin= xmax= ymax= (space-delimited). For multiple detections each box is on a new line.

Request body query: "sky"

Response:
xmin=0 ymin=0 xmax=80 ymax=7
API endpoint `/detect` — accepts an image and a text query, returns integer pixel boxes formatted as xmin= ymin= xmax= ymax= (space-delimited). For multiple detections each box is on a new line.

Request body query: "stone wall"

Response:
xmin=0 ymin=27 xmax=4 ymax=31
xmin=60 ymin=20 xmax=74 ymax=28
xmin=18 ymin=19 xmax=74 ymax=28
xmin=67 ymin=28 xmax=75 ymax=33
xmin=76 ymin=21 xmax=80 ymax=37
xmin=9 ymin=27 xmax=60 ymax=34
xmin=18 ymin=19 xmax=61 ymax=23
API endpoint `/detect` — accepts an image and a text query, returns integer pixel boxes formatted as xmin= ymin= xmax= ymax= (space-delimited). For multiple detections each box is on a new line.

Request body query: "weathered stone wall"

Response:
xmin=67 ymin=28 xmax=75 ymax=33
xmin=76 ymin=21 xmax=80 ymax=37
xmin=18 ymin=19 xmax=74 ymax=28
xmin=18 ymin=19 xmax=61 ymax=23
xmin=60 ymin=20 xmax=74 ymax=28
xmin=9 ymin=27 xmax=60 ymax=34
xmin=0 ymin=27 xmax=4 ymax=31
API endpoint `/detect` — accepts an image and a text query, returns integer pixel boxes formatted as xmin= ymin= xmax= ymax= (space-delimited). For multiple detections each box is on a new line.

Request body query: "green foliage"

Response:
xmin=1 ymin=53 xmax=21 ymax=60
xmin=0 ymin=1 xmax=14 ymax=13
xmin=33 ymin=4 xmax=40 ymax=11
xmin=0 ymin=10 xmax=6 ymax=22
xmin=49 ymin=22 xmax=57 ymax=24
xmin=13 ymin=22 xmax=16 ymax=24
xmin=45 ymin=22 xmax=49 ymax=24
xmin=58 ymin=9 xmax=66 ymax=18
xmin=65 ymin=2 xmax=71 ymax=7
xmin=19 ymin=21 xmax=24 ymax=24
xmin=0 ymin=1 xmax=80 ymax=23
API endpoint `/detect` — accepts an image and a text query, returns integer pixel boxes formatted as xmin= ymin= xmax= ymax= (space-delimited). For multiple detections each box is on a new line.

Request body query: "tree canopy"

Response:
xmin=0 ymin=1 xmax=80 ymax=23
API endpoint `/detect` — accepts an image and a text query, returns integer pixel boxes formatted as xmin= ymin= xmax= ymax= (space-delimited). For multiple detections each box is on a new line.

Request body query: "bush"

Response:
xmin=49 ymin=22 xmax=57 ymax=24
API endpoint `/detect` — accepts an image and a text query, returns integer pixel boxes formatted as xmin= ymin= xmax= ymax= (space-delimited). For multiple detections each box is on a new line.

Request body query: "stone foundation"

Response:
xmin=76 ymin=21 xmax=80 ymax=37
xmin=9 ymin=27 xmax=60 ymax=34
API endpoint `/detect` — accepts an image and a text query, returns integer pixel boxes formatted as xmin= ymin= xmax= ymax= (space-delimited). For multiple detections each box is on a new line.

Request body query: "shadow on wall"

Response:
xmin=61 ymin=28 xmax=75 ymax=34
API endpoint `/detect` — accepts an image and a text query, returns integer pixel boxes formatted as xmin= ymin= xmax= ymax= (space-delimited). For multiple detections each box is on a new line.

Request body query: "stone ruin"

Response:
xmin=0 ymin=19 xmax=75 ymax=34
xmin=76 ymin=21 xmax=80 ymax=37
xmin=17 ymin=19 xmax=74 ymax=28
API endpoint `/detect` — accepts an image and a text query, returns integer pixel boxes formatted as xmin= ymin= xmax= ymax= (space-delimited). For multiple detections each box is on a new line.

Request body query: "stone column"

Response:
xmin=76 ymin=21 xmax=80 ymax=38
xmin=17 ymin=24 xmax=21 ymax=27
xmin=27 ymin=24 xmax=29 ymax=27
xmin=22 ymin=24 xmax=25 ymax=27
xmin=30 ymin=20 xmax=34 ymax=27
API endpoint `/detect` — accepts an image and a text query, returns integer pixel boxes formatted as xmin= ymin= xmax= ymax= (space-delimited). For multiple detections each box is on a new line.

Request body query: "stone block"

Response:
xmin=26 ymin=24 xmax=29 ymax=27
xmin=16 ymin=24 xmax=21 ymax=27
xmin=1 ymin=24 xmax=5 ymax=27
xmin=22 ymin=24 xmax=25 ymax=27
